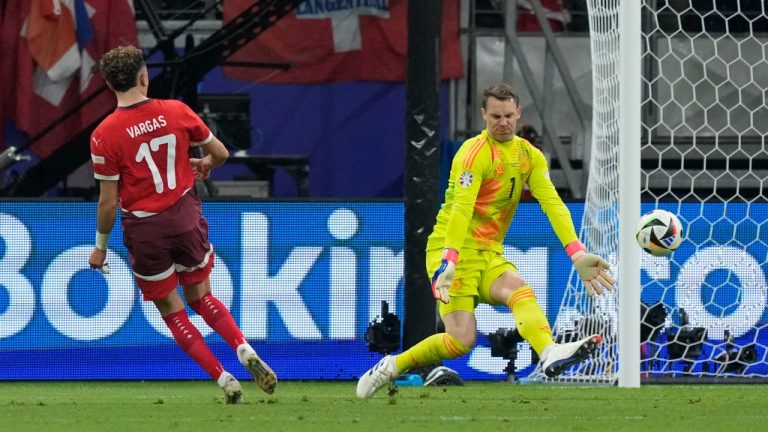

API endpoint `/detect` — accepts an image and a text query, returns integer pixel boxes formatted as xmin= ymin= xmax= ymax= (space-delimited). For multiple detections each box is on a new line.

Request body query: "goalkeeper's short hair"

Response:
xmin=482 ymin=83 xmax=520 ymax=108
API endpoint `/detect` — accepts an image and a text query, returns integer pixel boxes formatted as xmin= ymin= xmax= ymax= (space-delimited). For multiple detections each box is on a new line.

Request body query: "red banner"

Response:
xmin=223 ymin=0 xmax=463 ymax=84
xmin=0 ymin=0 xmax=138 ymax=158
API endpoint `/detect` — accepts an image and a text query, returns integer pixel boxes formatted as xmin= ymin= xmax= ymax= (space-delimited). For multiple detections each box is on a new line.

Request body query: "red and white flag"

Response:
xmin=222 ymin=0 xmax=463 ymax=84
xmin=0 ymin=0 xmax=138 ymax=157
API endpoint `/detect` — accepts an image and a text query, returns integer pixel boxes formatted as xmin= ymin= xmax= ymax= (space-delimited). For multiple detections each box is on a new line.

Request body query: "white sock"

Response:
xmin=540 ymin=343 xmax=555 ymax=361
xmin=386 ymin=355 xmax=398 ymax=374
xmin=217 ymin=371 xmax=234 ymax=388
xmin=236 ymin=343 xmax=255 ymax=364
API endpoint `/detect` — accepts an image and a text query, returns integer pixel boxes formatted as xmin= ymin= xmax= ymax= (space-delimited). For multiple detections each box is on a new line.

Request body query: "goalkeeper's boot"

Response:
xmin=356 ymin=355 xmax=399 ymax=399
xmin=218 ymin=371 xmax=243 ymax=404
xmin=237 ymin=344 xmax=278 ymax=395
xmin=540 ymin=334 xmax=602 ymax=378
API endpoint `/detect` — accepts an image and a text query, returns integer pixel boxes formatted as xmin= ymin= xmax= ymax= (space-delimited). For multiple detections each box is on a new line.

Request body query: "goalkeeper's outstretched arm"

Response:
xmin=527 ymin=147 xmax=615 ymax=295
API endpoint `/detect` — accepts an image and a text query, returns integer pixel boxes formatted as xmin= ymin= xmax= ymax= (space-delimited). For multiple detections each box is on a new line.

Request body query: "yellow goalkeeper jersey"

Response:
xmin=427 ymin=130 xmax=579 ymax=254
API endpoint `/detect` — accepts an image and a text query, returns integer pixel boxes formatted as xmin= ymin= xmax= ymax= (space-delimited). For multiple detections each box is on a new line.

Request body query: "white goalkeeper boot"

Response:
xmin=540 ymin=334 xmax=602 ymax=378
xmin=356 ymin=355 xmax=399 ymax=399
xmin=237 ymin=344 xmax=278 ymax=395
xmin=218 ymin=371 xmax=243 ymax=404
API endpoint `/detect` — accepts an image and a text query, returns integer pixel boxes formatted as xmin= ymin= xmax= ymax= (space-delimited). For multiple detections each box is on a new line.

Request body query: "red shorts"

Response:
xmin=122 ymin=192 xmax=215 ymax=301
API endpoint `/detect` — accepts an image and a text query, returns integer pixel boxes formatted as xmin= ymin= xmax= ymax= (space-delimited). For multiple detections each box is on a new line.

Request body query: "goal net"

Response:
xmin=536 ymin=0 xmax=768 ymax=384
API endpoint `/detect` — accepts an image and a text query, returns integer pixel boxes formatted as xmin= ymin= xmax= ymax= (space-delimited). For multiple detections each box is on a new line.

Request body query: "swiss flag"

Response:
xmin=0 ymin=0 xmax=138 ymax=158
xmin=223 ymin=0 xmax=463 ymax=83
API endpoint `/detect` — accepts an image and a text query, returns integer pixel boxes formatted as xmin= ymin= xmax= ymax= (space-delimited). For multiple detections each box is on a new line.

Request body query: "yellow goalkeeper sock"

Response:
xmin=507 ymin=285 xmax=553 ymax=355
xmin=394 ymin=333 xmax=470 ymax=373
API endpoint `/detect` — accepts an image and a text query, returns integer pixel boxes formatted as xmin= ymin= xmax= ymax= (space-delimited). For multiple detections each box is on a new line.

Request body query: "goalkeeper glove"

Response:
xmin=431 ymin=248 xmax=458 ymax=304
xmin=566 ymin=241 xmax=615 ymax=296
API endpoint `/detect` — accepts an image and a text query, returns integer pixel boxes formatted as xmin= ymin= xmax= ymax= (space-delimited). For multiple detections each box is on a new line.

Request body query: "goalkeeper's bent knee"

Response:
xmin=506 ymin=285 xmax=553 ymax=355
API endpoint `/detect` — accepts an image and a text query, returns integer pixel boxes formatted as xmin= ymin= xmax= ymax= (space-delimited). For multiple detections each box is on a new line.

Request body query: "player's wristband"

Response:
xmin=442 ymin=248 xmax=459 ymax=264
xmin=95 ymin=231 xmax=110 ymax=251
xmin=565 ymin=241 xmax=586 ymax=258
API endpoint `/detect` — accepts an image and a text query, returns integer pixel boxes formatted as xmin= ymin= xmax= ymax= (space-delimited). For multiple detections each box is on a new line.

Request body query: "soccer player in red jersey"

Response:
xmin=87 ymin=45 xmax=276 ymax=403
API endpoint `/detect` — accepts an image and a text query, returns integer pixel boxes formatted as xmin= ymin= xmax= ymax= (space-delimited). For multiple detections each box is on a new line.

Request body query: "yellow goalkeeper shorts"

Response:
xmin=426 ymin=248 xmax=517 ymax=318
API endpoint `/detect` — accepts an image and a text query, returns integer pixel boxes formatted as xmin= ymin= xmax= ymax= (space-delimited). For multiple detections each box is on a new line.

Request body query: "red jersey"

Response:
xmin=90 ymin=99 xmax=213 ymax=215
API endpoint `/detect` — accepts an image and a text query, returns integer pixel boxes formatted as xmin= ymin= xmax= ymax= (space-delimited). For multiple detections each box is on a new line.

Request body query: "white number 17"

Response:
xmin=135 ymin=133 xmax=177 ymax=193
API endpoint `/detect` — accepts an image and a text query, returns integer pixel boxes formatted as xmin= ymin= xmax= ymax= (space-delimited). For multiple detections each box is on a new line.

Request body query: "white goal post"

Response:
xmin=617 ymin=0 xmax=641 ymax=388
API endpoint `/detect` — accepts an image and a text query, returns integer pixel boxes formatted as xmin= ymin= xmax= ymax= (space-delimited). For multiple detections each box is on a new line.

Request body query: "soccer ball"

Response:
xmin=635 ymin=210 xmax=683 ymax=257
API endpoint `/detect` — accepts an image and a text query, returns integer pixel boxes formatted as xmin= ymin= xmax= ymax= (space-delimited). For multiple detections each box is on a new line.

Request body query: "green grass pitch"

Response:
xmin=2 ymin=381 xmax=767 ymax=431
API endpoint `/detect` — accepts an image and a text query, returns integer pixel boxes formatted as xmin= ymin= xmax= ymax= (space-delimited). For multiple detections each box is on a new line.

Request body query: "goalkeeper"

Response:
xmin=357 ymin=83 xmax=614 ymax=398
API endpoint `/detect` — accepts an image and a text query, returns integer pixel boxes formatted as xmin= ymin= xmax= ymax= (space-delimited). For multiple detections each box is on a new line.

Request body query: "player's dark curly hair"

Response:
xmin=96 ymin=46 xmax=145 ymax=92
xmin=482 ymin=83 xmax=520 ymax=109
